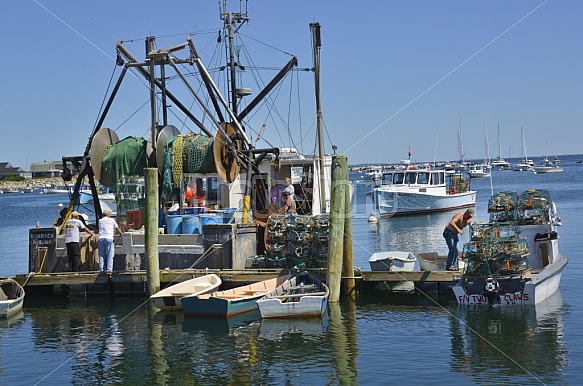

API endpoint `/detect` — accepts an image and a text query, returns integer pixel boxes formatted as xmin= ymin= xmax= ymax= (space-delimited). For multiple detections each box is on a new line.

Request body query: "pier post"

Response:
xmin=342 ymin=167 xmax=355 ymax=298
xmin=145 ymin=167 xmax=160 ymax=296
xmin=328 ymin=155 xmax=347 ymax=302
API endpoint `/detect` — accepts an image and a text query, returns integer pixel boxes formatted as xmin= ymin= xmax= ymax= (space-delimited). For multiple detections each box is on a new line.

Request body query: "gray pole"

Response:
xmin=327 ymin=155 xmax=347 ymax=302
xmin=311 ymin=22 xmax=327 ymax=214
xmin=145 ymin=167 xmax=160 ymax=296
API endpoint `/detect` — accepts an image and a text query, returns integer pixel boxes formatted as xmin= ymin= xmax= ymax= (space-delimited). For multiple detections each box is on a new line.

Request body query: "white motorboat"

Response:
xmin=468 ymin=164 xmax=491 ymax=178
xmin=369 ymin=251 xmax=419 ymax=272
xmin=0 ymin=278 xmax=25 ymax=318
xmin=373 ymin=169 xmax=476 ymax=217
xmin=150 ymin=274 xmax=221 ymax=311
xmin=512 ymin=127 xmax=534 ymax=171
xmin=256 ymin=271 xmax=329 ymax=319
xmin=453 ymin=189 xmax=567 ymax=305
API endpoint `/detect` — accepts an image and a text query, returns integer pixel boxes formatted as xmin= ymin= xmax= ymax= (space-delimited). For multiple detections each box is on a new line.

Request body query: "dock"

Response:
xmin=13 ymin=269 xmax=461 ymax=297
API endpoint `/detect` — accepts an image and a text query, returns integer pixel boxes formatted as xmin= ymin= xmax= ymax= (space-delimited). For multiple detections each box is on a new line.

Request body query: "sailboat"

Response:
xmin=491 ymin=122 xmax=511 ymax=170
xmin=512 ymin=127 xmax=534 ymax=171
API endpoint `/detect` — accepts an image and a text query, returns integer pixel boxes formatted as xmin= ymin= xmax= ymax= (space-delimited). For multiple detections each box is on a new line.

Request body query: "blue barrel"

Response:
xmin=167 ymin=214 xmax=182 ymax=234
xmin=182 ymin=214 xmax=200 ymax=234
xmin=158 ymin=208 xmax=164 ymax=228
xmin=199 ymin=214 xmax=219 ymax=234
xmin=221 ymin=208 xmax=237 ymax=224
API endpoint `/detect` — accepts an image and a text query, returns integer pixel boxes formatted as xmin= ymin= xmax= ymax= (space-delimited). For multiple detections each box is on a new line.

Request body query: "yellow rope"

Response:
xmin=172 ymin=135 xmax=184 ymax=188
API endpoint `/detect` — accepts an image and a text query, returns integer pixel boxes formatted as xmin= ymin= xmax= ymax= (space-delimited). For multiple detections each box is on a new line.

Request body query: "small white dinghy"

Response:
xmin=369 ymin=251 xmax=419 ymax=272
xmin=0 ymin=278 xmax=25 ymax=318
xmin=257 ymin=271 xmax=329 ymax=319
xmin=150 ymin=274 xmax=221 ymax=311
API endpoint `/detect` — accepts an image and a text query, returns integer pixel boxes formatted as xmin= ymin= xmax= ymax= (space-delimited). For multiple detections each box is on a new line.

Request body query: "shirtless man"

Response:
xmin=443 ymin=208 xmax=475 ymax=271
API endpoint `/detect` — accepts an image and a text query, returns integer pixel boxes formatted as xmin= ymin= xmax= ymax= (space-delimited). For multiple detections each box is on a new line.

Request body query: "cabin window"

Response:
xmin=439 ymin=172 xmax=445 ymax=184
xmin=383 ymin=174 xmax=392 ymax=185
xmin=393 ymin=173 xmax=404 ymax=184
xmin=430 ymin=172 xmax=438 ymax=185
xmin=417 ymin=172 xmax=429 ymax=184
xmin=404 ymin=172 xmax=416 ymax=184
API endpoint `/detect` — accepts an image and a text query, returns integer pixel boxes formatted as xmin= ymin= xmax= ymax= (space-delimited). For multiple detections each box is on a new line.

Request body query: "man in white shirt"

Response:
xmin=98 ymin=209 xmax=123 ymax=274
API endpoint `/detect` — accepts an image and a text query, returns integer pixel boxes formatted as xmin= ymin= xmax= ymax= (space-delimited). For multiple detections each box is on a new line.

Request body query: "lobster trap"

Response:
xmin=261 ymin=214 xmax=331 ymax=269
xmin=461 ymin=237 xmax=531 ymax=278
xmin=470 ymin=222 xmax=519 ymax=241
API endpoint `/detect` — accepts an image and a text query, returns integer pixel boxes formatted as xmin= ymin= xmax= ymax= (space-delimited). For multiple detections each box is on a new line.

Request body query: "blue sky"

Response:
xmin=1 ymin=0 xmax=581 ymax=168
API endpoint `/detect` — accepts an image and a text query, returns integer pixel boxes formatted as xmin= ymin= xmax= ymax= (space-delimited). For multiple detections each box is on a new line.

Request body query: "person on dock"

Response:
xmin=65 ymin=211 xmax=95 ymax=272
xmin=270 ymin=179 xmax=281 ymax=213
xmin=278 ymin=190 xmax=297 ymax=215
xmin=443 ymin=208 xmax=474 ymax=271
xmin=283 ymin=177 xmax=294 ymax=199
xmin=97 ymin=209 xmax=123 ymax=274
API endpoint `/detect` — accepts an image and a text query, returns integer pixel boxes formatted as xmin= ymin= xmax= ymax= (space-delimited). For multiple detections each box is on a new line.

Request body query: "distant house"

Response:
xmin=29 ymin=160 xmax=79 ymax=178
xmin=0 ymin=162 xmax=29 ymax=180
xmin=30 ymin=161 xmax=62 ymax=178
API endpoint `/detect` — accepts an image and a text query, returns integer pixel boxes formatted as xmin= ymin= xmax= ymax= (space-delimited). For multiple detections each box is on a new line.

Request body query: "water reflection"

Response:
xmin=450 ymin=291 xmax=567 ymax=384
xmin=259 ymin=314 xmax=328 ymax=340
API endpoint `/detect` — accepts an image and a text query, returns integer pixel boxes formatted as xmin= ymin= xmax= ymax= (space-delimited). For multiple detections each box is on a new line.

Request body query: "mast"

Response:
xmin=311 ymin=22 xmax=326 ymax=214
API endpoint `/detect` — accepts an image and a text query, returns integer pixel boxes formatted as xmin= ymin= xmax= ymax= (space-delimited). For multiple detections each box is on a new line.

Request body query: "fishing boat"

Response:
xmin=149 ymin=273 xmax=222 ymax=311
xmin=453 ymin=189 xmax=567 ymax=305
xmin=468 ymin=164 xmax=491 ymax=178
xmin=417 ymin=252 xmax=466 ymax=271
xmin=373 ymin=168 xmax=476 ymax=217
xmin=0 ymin=278 xmax=25 ymax=318
xmin=369 ymin=251 xmax=419 ymax=272
xmin=41 ymin=2 xmax=337 ymax=275
xmin=42 ymin=183 xmax=70 ymax=194
xmin=181 ymin=274 xmax=291 ymax=317
xmin=256 ymin=271 xmax=329 ymax=319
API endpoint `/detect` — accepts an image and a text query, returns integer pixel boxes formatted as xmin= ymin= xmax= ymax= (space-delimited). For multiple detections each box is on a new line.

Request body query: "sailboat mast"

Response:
xmin=311 ymin=22 xmax=326 ymax=214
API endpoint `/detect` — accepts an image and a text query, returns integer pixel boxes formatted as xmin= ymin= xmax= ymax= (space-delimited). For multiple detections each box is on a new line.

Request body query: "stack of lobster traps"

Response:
xmin=462 ymin=221 xmax=531 ymax=278
xmin=247 ymin=214 xmax=330 ymax=269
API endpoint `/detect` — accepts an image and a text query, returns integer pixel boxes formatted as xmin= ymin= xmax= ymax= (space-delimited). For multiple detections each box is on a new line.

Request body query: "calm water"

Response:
xmin=1 ymin=155 xmax=582 ymax=385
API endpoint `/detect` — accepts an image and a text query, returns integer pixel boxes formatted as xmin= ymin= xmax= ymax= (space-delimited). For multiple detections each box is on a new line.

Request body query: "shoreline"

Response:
xmin=0 ymin=177 xmax=79 ymax=191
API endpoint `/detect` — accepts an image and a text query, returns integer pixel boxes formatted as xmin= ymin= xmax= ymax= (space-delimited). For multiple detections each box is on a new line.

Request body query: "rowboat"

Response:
xmin=0 ymin=278 xmax=25 ymax=318
xmin=417 ymin=252 xmax=465 ymax=271
xmin=369 ymin=251 xmax=418 ymax=272
xmin=181 ymin=274 xmax=291 ymax=317
xmin=256 ymin=271 xmax=329 ymax=319
xmin=149 ymin=274 xmax=221 ymax=311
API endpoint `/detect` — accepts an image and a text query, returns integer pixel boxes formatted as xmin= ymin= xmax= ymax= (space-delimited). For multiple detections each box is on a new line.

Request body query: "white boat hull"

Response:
xmin=453 ymin=255 xmax=567 ymax=305
xmin=257 ymin=272 xmax=329 ymax=319
xmin=376 ymin=190 xmax=475 ymax=216
xmin=369 ymin=251 xmax=419 ymax=272
xmin=533 ymin=166 xmax=563 ymax=174
xmin=0 ymin=279 xmax=25 ymax=318
xmin=150 ymin=274 xmax=222 ymax=311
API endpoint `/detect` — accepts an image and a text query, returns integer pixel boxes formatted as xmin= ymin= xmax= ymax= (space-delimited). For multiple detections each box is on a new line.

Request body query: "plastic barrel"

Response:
xmin=222 ymin=208 xmax=237 ymax=224
xmin=199 ymin=214 xmax=218 ymax=234
xmin=167 ymin=214 xmax=182 ymax=234
xmin=158 ymin=209 xmax=164 ymax=228
xmin=182 ymin=214 xmax=200 ymax=234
